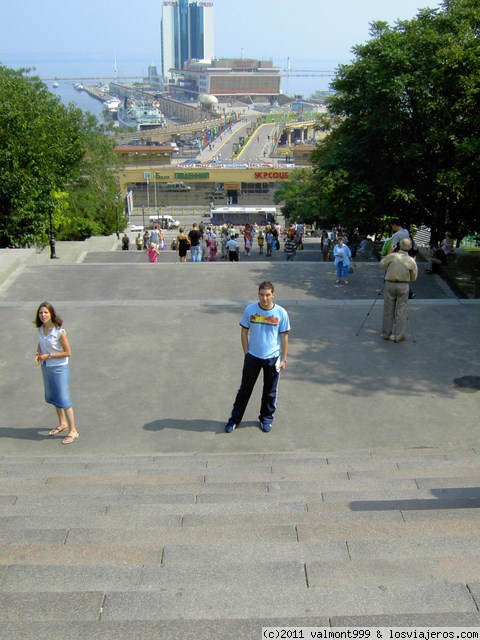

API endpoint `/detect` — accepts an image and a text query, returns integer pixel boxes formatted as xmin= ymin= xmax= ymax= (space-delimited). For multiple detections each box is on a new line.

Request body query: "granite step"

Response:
xmin=1 ymin=448 xmax=480 ymax=636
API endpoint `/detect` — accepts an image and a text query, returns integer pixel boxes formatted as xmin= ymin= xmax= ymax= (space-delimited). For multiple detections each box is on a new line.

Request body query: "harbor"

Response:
xmin=71 ymin=80 xmax=167 ymax=129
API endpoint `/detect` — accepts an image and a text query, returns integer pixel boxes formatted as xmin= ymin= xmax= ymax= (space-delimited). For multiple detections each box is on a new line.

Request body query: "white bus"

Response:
xmin=210 ymin=206 xmax=277 ymax=226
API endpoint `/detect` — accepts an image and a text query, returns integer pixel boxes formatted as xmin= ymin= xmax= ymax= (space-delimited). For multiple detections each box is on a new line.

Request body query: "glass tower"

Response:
xmin=161 ymin=1 xmax=214 ymax=80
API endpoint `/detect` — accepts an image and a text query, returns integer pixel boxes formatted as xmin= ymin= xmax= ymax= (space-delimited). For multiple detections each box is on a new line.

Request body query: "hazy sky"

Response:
xmin=1 ymin=0 xmax=442 ymax=67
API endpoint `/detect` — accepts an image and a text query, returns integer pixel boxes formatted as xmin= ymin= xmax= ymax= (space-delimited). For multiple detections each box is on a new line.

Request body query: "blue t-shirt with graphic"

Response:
xmin=240 ymin=303 xmax=290 ymax=360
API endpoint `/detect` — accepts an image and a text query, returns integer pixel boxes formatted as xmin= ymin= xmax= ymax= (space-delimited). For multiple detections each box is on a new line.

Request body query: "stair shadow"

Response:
xmin=350 ymin=488 xmax=480 ymax=511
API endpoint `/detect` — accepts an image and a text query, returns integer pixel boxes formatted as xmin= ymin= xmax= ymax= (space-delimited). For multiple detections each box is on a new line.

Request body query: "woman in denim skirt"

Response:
xmin=34 ymin=302 xmax=79 ymax=445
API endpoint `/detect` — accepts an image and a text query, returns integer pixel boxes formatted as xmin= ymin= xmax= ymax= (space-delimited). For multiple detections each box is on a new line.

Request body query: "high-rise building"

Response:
xmin=161 ymin=1 xmax=214 ymax=81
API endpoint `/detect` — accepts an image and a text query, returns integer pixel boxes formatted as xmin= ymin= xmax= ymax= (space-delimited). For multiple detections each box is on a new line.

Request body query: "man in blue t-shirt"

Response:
xmin=225 ymin=281 xmax=290 ymax=433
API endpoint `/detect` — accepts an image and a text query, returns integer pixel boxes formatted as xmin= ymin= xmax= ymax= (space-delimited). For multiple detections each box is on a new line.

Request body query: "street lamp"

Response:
xmin=154 ymin=172 xmax=158 ymax=213
xmin=115 ymin=196 xmax=120 ymax=239
xmin=48 ymin=210 xmax=57 ymax=259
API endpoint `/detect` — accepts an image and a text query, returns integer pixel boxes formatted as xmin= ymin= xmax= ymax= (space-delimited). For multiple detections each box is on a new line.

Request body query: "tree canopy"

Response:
xmin=280 ymin=0 xmax=480 ymax=244
xmin=0 ymin=65 xmax=126 ymax=247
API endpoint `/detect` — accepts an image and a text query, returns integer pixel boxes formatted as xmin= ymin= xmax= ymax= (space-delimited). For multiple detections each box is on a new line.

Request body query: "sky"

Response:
xmin=1 ymin=0 xmax=443 ymax=71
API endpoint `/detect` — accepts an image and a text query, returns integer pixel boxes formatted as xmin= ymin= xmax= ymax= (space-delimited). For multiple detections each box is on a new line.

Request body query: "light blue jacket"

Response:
xmin=334 ymin=242 xmax=351 ymax=267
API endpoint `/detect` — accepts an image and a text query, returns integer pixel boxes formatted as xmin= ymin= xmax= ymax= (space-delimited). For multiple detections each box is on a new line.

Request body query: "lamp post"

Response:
xmin=115 ymin=196 xmax=120 ymax=239
xmin=48 ymin=210 xmax=57 ymax=259
xmin=154 ymin=171 xmax=157 ymax=213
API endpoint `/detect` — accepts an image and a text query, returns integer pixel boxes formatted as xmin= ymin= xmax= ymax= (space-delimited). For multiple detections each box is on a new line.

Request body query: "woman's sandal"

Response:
xmin=61 ymin=432 xmax=79 ymax=445
xmin=49 ymin=426 xmax=68 ymax=436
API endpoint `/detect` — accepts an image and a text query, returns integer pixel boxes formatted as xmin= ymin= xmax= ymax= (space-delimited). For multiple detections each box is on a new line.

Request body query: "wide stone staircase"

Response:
xmin=1 ymin=448 xmax=480 ymax=639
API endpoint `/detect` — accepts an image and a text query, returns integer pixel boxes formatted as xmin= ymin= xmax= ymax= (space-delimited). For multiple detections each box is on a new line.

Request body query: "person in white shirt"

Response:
xmin=226 ymin=234 xmax=239 ymax=262
xmin=34 ymin=302 xmax=78 ymax=445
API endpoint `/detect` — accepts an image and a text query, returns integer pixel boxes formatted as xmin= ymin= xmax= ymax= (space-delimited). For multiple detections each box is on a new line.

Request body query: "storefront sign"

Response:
xmin=254 ymin=171 xmax=290 ymax=180
xmin=174 ymin=172 xmax=210 ymax=180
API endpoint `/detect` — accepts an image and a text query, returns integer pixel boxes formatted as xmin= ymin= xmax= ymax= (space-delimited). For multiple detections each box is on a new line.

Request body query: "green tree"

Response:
xmin=0 ymin=66 xmax=126 ymax=246
xmin=308 ymin=0 xmax=480 ymax=243
xmin=59 ymin=112 xmax=123 ymax=240
xmin=274 ymin=169 xmax=320 ymax=224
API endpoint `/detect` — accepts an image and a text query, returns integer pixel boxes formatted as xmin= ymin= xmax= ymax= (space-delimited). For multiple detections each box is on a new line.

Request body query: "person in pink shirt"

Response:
xmin=146 ymin=244 xmax=160 ymax=263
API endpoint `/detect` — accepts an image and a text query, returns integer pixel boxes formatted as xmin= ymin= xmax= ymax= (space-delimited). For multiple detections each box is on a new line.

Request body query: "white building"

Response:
xmin=169 ymin=58 xmax=282 ymax=102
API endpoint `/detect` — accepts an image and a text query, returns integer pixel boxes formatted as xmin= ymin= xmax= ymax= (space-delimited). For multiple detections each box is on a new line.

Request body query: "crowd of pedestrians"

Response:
xmin=126 ymin=220 xmax=308 ymax=263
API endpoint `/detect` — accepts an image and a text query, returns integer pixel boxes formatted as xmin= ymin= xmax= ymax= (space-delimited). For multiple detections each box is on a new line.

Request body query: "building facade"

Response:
xmin=161 ymin=0 xmax=214 ymax=81
xmin=169 ymin=58 xmax=282 ymax=102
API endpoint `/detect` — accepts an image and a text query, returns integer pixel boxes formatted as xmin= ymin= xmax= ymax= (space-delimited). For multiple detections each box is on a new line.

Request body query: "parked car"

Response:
xmin=148 ymin=214 xmax=180 ymax=229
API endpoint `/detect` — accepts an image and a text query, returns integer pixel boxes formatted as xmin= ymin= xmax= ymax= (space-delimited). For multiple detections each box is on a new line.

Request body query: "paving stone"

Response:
xmin=162 ymin=541 xmax=350 ymax=566
xmin=298 ymin=518 xmax=479 ymax=542
xmin=348 ymin=536 xmax=480 ymax=559
xmin=203 ymin=470 xmax=331 ymax=482
xmin=348 ymin=496 xmax=480 ymax=511
xmin=372 ymin=449 xmax=450 ymax=460
xmin=66 ymin=523 xmax=297 ymax=545
xmin=2 ymin=463 xmax=88 ymax=477
xmin=13 ymin=493 xmax=195 ymax=507
xmin=268 ymin=478 xmax=418 ymax=495
xmin=444 ymin=449 xmax=480 ymax=461
xmin=1 ymin=482 xmax=125 ymax=496
xmin=322 ymin=450 xmax=375 ymax=462
xmin=402 ymin=507 xmax=480 ymax=521
xmin=0 ymin=497 xmax=15 ymax=506
xmin=348 ymin=465 xmax=480 ymax=479
xmin=139 ymin=463 xmax=209 ymax=474
xmin=331 ymin=612 xmax=480 ymax=626
xmin=1 ymin=565 xmax=144 ymax=592
xmin=322 ymin=488 xmax=434 ymax=502
xmin=100 ymin=583 xmax=476 ymax=620
xmin=182 ymin=509 xmax=403 ymax=527
xmin=109 ymin=500 xmax=306 ymax=515
xmin=0 ymin=456 xmax=41 ymax=465
xmin=0 ymin=529 xmax=67 ymax=545
xmin=0 ymin=618 xmax=330 ymax=640
xmin=270 ymin=467 xmax=351 ymax=480
xmin=306 ymin=556 xmax=480 ymax=587
xmin=0 ymin=478 xmax=51 ymax=493
xmin=2 ymin=513 xmax=182 ymax=530
xmin=306 ymin=501 xmax=404 ymax=518
xmin=138 ymin=560 xmax=307 ymax=590
xmin=415 ymin=476 xmax=480 ymax=489
xmin=45 ymin=474 xmax=205 ymax=486
xmin=202 ymin=453 xmax=277 ymax=466
xmin=122 ymin=481 xmax=267 ymax=494
xmin=194 ymin=494 xmax=308 ymax=508
xmin=41 ymin=455 xmax=155 ymax=465
xmin=0 ymin=591 xmax=104 ymax=621
xmin=261 ymin=454 xmax=329 ymax=466
xmin=0 ymin=503 xmax=107 ymax=517
xmin=0 ymin=544 xmax=163 ymax=566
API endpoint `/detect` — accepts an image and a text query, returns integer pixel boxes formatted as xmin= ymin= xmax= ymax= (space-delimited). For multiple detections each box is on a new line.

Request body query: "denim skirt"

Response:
xmin=41 ymin=364 xmax=72 ymax=409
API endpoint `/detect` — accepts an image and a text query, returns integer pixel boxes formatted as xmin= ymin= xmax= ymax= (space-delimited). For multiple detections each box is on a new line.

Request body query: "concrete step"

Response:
xmin=1 ymin=448 xmax=480 ymax=635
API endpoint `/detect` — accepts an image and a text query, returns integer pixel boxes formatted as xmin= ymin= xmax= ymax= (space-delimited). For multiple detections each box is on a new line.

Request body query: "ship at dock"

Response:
xmin=117 ymin=97 xmax=166 ymax=130
xmin=103 ymin=96 xmax=121 ymax=115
